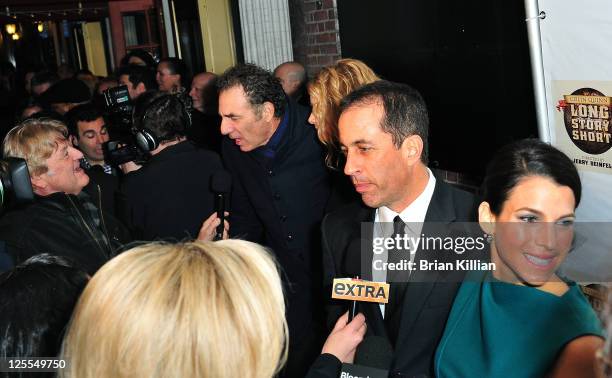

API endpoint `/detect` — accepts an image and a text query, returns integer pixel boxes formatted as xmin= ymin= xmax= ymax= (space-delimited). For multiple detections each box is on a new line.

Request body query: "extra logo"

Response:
xmin=557 ymin=88 xmax=612 ymax=155
xmin=331 ymin=278 xmax=390 ymax=304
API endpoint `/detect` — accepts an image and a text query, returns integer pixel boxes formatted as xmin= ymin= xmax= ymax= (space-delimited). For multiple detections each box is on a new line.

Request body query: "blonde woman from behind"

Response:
xmin=61 ymin=240 xmax=288 ymax=378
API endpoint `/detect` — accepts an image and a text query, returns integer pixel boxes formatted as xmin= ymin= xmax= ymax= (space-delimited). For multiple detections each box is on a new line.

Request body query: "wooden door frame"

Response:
xmin=108 ymin=0 xmax=165 ymax=67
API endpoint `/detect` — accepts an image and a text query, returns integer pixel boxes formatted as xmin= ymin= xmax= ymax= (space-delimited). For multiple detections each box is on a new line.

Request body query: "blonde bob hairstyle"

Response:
xmin=61 ymin=240 xmax=288 ymax=378
xmin=308 ymin=58 xmax=379 ymax=167
xmin=3 ymin=118 xmax=68 ymax=176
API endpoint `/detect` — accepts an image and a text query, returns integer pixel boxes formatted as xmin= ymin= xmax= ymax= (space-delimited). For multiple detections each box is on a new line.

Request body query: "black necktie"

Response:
xmin=385 ymin=215 xmax=409 ymax=345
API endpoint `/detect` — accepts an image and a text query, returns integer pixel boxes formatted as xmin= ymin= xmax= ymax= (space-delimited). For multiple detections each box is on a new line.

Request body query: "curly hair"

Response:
xmin=217 ymin=63 xmax=287 ymax=118
xmin=308 ymin=59 xmax=379 ymax=168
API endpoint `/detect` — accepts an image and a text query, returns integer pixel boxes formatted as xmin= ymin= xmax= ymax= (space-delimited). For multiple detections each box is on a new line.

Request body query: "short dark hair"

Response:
xmin=31 ymin=70 xmax=59 ymax=88
xmin=217 ymin=63 xmax=286 ymax=118
xmin=481 ymin=138 xmax=581 ymax=215
xmin=117 ymin=64 xmax=157 ymax=92
xmin=158 ymin=57 xmax=190 ymax=89
xmin=132 ymin=91 xmax=190 ymax=141
xmin=120 ymin=48 xmax=157 ymax=69
xmin=0 ymin=254 xmax=88 ymax=359
xmin=64 ymin=103 xmax=105 ymax=138
xmin=339 ymin=80 xmax=429 ymax=163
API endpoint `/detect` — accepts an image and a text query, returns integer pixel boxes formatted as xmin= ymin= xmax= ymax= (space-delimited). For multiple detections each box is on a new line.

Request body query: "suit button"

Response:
xmin=274 ymin=193 xmax=281 ymax=200
xmin=280 ymin=215 xmax=287 ymax=222
xmin=268 ymin=170 xmax=274 ymax=176
xmin=287 ymin=234 xmax=293 ymax=241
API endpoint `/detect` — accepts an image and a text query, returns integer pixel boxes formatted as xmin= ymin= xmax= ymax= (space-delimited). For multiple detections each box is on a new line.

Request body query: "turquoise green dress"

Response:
xmin=435 ymin=273 xmax=603 ymax=378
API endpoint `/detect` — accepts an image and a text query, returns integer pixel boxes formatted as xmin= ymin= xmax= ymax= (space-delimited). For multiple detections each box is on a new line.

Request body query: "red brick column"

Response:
xmin=288 ymin=0 xmax=342 ymax=77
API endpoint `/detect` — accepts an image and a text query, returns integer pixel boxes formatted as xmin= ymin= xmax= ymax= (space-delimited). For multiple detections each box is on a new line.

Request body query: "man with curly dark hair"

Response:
xmin=218 ymin=63 xmax=330 ymax=377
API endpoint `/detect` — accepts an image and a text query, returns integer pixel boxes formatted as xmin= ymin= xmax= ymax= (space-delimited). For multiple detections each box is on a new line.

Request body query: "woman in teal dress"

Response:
xmin=435 ymin=139 xmax=604 ymax=378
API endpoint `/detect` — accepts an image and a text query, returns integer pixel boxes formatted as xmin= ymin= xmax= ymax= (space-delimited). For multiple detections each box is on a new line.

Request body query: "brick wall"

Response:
xmin=288 ymin=0 xmax=342 ymax=77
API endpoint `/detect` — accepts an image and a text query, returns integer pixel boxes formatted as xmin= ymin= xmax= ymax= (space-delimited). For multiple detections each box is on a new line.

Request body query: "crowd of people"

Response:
xmin=0 ymin=50 xmax=608 ymax=377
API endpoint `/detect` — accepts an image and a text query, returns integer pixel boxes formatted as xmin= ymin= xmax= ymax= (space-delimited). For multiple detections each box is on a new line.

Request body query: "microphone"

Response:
xmin=343 ymin=243 xmax=364 ymax=322
xmin=340 ymin=336 xmax=392 ymax=378
xmin=340 ymin=336 xmax=393 ymax=378
xmin=211 ymin=170 xmax=231 ymax=241
xmin=355 ymin=336 xmax=393 ymax=369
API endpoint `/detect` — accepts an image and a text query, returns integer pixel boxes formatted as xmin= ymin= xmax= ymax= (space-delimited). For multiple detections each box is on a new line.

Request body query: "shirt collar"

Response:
xmin=376 ymin=168 xmax=437 ymax=224
xmin=82 ymin=157 xmax=113 ymax=175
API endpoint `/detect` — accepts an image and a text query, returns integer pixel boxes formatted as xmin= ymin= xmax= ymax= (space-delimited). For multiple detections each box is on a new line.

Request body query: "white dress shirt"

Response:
xmin=372 ymin=168 xmax=436 ymax=316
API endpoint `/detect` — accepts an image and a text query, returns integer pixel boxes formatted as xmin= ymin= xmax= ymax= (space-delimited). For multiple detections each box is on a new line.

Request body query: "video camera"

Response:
xmin=103 ymin=141 xmax=148 ymax=166
xmin=99 ymin=85 xmax=149 ymax=166
xmin=102 ymin=85 xmax=132 ymax=130
xmin=100 ymin=88 xmax=193 ymax=166
xmin=0 ymin=158 xmax=34 ymax=213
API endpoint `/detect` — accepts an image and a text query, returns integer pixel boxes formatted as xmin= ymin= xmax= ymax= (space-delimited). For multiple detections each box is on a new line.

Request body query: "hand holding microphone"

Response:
xmin=321 ymin=311 xmax=367 ymax=363
xmin=328 ymin=269 xmax=392 ymax=378
xmin=210 ymin=170 xmax=232 ymax=241
xmin=197 ymin=212 xmax=229 ymax=241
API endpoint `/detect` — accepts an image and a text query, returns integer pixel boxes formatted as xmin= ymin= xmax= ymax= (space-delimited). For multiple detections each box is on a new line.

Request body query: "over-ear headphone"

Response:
xmin=134 ymin=127 xmax=160 ymax=152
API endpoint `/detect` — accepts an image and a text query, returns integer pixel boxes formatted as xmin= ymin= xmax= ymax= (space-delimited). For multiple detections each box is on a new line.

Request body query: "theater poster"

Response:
xmin=552 ymin=80 xmax=612 ymax=175
xmin=538 ymin=0 xmax=612 ymax=281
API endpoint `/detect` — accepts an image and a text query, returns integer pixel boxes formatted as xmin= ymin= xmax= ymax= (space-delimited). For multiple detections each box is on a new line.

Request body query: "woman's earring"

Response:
xmin=485 ymin=233 xmax=494 ymax=244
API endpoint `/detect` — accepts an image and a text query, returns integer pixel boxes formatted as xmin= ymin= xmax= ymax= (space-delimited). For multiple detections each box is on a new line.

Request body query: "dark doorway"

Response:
xmin=337 ymin=0 xmax=537 ymax=177
xmin=174 ymin=0 xmax=205 ymax=75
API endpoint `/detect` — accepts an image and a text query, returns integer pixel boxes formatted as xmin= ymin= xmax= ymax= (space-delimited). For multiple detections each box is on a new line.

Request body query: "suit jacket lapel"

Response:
xmin=394 ymin=181 xmax=457 ymax=349
xmin=348 ymin=206 xmax=388 ymax=338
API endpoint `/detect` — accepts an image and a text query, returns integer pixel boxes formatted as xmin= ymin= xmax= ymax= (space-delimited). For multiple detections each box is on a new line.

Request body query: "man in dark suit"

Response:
xmin=118 ymin=91 xmax=223 ymax=241
xmin=217 ymin=63 xmax=330 ymax=377
xmin=322 ymin=80 xmax=478 ymax=376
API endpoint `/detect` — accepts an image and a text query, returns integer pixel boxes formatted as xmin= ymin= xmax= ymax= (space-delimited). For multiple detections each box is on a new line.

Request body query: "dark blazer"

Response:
xmin=0 ymin=190 xmax=131 ymax=275
xmin=321 ymin=179 xmax=478 ymax=377
xmin=118 ymin=141 xmax=222 ymax=241
xmin=83 ymin=165 xmax=119 ymax=217
xmin=223 ymin=99 xmax=330 ymax=376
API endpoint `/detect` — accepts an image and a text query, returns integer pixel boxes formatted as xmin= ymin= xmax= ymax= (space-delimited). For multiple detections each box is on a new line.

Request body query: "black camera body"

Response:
xmin=102 ymin=85 xmax=133 ymax=132
xmin=103 ymin=140 xmax=149 ymax=166
xmin=103 ymin=85 xmax=132 ymax=117
xmin=100 ymin=85 xmax=149 ymax=166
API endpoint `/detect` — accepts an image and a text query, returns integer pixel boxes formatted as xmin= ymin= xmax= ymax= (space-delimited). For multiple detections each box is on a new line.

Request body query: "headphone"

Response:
xmin=134 ymin=127 xmax=160 ymax=152
xmin=133 ymin=93 xmax=192 ymax=152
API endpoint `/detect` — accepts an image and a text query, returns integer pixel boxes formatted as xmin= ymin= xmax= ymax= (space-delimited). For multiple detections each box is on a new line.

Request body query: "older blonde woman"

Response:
xmin=61 ymin=240 xmax=288 ymax=378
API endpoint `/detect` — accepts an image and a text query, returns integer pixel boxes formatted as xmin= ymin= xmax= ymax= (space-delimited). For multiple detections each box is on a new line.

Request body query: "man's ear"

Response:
xmin=290 ymin=80 xmax=300 ymax=92
xmin=261 ymin=102 xmax=276 ymax=122
xmin=30 ymin=174 xmax=48 ymax=196
xmin=69 ymin=134 xmax=79 ymax=147
xmin=136 ymin=82 xmax=146 ymax=94
xmin=400 ymin=134 xmax=424 ymax=164
xmin=478 ymin=201 xmax=496 ymax=235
